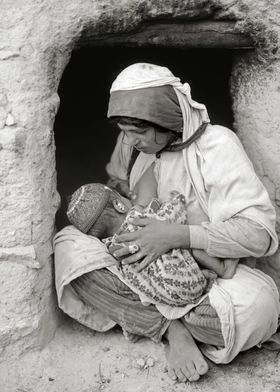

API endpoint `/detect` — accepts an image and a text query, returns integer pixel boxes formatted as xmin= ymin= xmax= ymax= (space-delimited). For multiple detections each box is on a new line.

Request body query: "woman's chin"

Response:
xmin=136 ymin=147 xmax=156 ymax=154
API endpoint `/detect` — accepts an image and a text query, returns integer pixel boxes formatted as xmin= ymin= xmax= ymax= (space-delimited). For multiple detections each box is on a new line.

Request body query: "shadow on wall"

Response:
xmin=54 ymin=46 xmax=234 ymax=230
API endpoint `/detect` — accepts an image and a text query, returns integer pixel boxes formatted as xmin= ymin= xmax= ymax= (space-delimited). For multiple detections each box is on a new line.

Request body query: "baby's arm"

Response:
xmin=132 ymin=163 xmax=157 ymax=207
xmin=192 ymin=249 xmax=239 ymax=279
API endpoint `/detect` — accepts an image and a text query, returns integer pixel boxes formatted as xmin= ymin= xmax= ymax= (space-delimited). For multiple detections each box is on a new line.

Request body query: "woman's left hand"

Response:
xmin=113 ymin=218 xmax=187 ymax=272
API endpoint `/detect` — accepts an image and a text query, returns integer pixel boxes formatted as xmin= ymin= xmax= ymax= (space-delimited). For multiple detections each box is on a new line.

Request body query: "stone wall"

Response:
xmin=0 ymin=0 xmax=280 ymax=359
xmin=230 ymin=6 xmax=280 ymax=287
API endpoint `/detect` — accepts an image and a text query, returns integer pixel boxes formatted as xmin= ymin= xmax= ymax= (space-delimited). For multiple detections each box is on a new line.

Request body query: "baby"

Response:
xmin=67 ymin=170 xmax=238 ymax=307
xmin=67 ymin=183 xmax=214 ymax=306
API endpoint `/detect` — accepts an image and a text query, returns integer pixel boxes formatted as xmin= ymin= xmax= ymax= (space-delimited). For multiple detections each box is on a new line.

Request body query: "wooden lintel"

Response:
xmin=77 ymin=21 xmax=254 ymax=50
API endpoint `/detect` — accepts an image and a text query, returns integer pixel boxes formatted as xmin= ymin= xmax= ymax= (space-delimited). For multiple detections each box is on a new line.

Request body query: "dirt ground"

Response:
xmin=0 ymin=317 xmax=279 ymax=392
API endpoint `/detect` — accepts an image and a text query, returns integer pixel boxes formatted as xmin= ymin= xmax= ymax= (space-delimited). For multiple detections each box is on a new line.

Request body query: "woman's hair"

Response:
xmin=110 ymin=116 xmax=175 ymax=135
xmin=110 ymin=116 xmax=179 ymax=148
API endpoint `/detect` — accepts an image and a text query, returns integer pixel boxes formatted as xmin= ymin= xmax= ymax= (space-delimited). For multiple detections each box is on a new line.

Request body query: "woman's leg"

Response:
xmin=71 ymin=269 xmax=170 ymax=342
xmin=165 ymin=297 xmax=224 ymax=382
xmin=71 ymin=269 xmax=225 ymax=382
xmin=165 ymin=319 xmax=209 ymax=382
xmin=183 ymin=297 xmax=225 ymax=346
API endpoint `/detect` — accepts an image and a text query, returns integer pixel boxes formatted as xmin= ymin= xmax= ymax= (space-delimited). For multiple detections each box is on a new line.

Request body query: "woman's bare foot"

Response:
xmin=164 ymin=320 xmax=208 ymax=382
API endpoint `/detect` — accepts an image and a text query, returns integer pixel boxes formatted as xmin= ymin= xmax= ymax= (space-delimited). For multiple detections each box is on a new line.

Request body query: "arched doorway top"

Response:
xmin=77 ymin=20 xmax=254 ymax=50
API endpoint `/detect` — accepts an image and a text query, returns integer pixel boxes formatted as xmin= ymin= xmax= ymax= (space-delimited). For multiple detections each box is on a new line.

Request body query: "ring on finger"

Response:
xmin=128 ymin=243 xmax=140 ymax=254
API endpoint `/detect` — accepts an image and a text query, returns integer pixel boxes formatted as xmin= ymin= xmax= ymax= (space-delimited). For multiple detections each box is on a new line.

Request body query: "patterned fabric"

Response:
xmin=104 ymin=192 xmax=216 ymax=307
xmin=71 ymin=268 xmax=224 ymax=345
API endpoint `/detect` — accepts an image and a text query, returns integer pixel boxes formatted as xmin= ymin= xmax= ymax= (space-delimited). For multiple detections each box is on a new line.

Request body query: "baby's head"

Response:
xmin=66 ymin=183 xmax=132 ymax=238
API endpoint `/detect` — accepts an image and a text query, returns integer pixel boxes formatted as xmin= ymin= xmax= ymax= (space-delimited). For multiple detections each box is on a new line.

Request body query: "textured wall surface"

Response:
xmin=230 ymin=1 xmax=280 ymax=287
xmin=0 ymin=0 xmax=279 ymax=359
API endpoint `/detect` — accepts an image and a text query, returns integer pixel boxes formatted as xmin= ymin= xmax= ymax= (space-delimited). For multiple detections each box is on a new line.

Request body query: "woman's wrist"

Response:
xmin=189 ymin=225 xmax=208 ymax=250
xmin=169 ymin=224 xmax=190 ymax=249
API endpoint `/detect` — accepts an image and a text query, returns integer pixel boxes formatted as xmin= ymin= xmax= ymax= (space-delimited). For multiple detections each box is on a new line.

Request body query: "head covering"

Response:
xmin=108 ymin=85 xmax=183 ymax=132
xmin=67 ymin=183 xmax=111 ymax=233
xmin=108 ymin=63 xmax=210 ymax=143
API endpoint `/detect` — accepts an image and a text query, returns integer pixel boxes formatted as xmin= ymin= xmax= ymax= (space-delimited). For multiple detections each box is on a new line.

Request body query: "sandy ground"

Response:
xmin=0 ymin=317 xmax=280 ymax=392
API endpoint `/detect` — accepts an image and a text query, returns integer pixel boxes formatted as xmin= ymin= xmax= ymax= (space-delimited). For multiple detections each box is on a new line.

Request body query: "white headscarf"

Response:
xmin=110 ymin=62 xmax=210 ymax=141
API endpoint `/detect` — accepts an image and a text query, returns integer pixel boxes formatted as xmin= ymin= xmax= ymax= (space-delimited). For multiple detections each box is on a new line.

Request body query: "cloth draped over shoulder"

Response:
xmin=107 ymin=62 xmax=278 ymax=255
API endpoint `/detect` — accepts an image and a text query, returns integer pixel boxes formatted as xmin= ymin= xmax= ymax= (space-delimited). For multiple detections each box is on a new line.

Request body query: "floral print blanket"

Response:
xmin=104 ymin=192 xmax=215 ymax=307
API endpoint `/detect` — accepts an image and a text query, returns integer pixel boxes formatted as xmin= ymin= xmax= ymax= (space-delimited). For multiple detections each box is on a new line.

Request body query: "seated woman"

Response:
xmin=54 ymin=62 xmax=280 ymax=383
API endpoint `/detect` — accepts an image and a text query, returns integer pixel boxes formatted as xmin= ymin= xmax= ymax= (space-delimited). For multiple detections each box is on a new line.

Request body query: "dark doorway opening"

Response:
xmin=54 ymin=46 xmax=234 ymax=229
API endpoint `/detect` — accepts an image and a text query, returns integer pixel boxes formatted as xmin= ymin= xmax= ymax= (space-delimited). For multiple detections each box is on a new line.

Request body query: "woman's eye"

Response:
xmin=135 ymin=129 xmax=147 ymax=135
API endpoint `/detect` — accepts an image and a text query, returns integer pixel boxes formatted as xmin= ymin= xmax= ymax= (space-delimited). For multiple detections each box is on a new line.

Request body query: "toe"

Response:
xmin=168 ymin=367 xmax=177 ymax=381
xmin=197 ymin=361 xmax=208 ymax=375
xmin=185 ymin=362 xmax=200 ymax=382
xmin=188 ymin=372 xmax=200 ymax=382
xmin=176 ymin=369 xmax=187 ymax=383
xmin=181 ymin=365 xmax=192 ymax=381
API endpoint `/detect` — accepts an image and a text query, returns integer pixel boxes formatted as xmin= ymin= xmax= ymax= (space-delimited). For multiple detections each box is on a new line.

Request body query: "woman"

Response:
xmin=54 ymin=63 xmax=279 ymax=383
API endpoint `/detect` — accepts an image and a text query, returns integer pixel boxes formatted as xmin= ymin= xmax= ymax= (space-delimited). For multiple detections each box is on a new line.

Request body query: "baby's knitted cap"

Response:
xmin=67 ymin=183 xmax=111 ymax=233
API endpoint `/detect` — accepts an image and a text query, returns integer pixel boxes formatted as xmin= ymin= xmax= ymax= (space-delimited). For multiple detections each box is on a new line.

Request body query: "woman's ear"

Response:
xmin=113 ymin=198 xmax=129 ymax=214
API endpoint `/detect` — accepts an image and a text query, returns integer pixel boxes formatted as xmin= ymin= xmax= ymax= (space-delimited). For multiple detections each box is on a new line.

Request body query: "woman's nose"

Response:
xmin=125 ymin=132 xmax=139 ymax=146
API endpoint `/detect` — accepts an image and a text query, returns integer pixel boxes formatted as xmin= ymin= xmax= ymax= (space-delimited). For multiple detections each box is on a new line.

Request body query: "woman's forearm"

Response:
xmin=189 ymin=217 xmax=271 ymax=259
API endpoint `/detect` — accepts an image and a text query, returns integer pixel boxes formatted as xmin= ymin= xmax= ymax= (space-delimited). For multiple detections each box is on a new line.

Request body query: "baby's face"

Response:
xmin=106 ymin=193 xmax=132 ymax=237
xmin=104 ymin=185 xmax=133 ymax=212
xmin=108 ymin=213 xmax=126 ymax=237
xmin=119 ymin=194 xmax=133 ymax=210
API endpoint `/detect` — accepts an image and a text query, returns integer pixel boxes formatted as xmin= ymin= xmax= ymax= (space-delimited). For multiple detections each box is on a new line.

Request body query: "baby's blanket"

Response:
xmin=105 ymin=193 xmax=215 ymax=307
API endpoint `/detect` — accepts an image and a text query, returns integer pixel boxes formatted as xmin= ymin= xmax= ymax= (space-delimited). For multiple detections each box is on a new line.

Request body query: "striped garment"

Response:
xmin=71 ymin=268 xmax=224 ymax=345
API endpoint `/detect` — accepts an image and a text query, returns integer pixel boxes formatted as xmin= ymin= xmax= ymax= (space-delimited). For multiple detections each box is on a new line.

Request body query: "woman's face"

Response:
xmin=118 ymin=123 xmax=173 ymax=154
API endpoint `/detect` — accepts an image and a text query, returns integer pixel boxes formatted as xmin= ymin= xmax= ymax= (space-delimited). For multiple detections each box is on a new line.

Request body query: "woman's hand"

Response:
xmin=114 ymin=218 xmax=190 ymax=272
